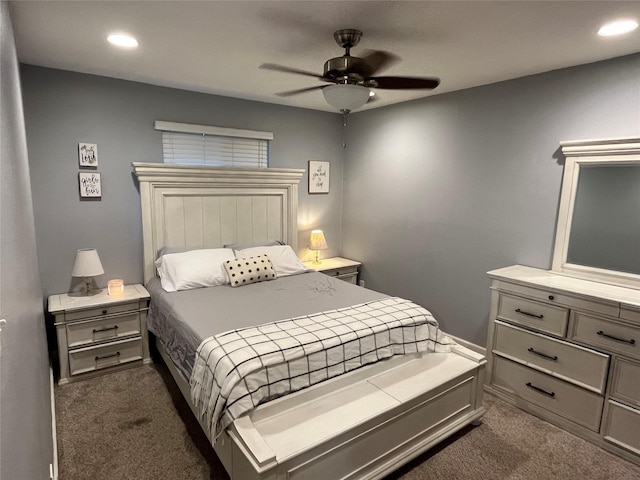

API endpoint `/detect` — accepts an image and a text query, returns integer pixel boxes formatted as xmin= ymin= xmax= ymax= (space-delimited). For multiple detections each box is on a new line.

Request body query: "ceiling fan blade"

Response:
xmin=359 ymin=50 xmax=400 ymax=77
xmin=275 ymin=85 xmax=325 ymax=97
xmin=367 ymin=76 xmax=440 ymax=90
xmin=260 ymin=63 xmax=326 ymax=81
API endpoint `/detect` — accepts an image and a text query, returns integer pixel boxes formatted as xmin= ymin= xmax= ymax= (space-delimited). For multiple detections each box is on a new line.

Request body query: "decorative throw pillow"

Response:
xmin=223 ymin=255 xmax=277 ymax=287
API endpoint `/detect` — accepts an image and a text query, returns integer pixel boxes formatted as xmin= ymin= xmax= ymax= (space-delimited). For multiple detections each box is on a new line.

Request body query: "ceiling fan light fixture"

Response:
xmin=323 ymin=84 xmax=370 ymax=113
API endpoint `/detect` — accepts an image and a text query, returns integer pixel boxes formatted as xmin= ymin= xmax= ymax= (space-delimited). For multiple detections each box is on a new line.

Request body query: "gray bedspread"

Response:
xmin=146 ymin=271 xmax=387 ymax=379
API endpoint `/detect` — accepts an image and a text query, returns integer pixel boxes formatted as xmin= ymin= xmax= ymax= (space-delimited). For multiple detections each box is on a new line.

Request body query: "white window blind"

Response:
xmin=155 ymin=121 xmax=272 ymax=168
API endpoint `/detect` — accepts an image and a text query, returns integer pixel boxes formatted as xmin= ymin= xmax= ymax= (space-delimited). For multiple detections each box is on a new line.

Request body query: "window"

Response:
xmin=155 ymin=121 xmax=272 ymax=168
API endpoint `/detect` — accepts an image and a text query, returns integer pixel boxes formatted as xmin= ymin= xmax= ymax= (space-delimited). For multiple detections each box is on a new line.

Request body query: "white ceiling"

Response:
xmin=9 ymin=1 xmax=640 ymax=113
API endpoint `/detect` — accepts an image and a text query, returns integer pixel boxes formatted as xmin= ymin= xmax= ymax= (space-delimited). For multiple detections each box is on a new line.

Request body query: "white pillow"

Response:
xmin=235 ymin=245 xmax=308 ymax=277
xmin=157 ymin=248 xmax=236 ymax=292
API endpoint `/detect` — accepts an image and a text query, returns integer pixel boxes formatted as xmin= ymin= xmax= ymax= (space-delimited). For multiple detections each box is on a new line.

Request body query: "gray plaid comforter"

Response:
xmin=190 ymin=296 xmax=453 ymax=441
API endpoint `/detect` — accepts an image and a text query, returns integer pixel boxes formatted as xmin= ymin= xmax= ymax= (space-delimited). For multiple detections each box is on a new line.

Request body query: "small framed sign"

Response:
xmin=78 ymin=142 xmax=98 ymax=167
xmin=308 ymin=161 xmax=330 ymax=194
xmin=78 ymin=172 xmax=101 ymax=198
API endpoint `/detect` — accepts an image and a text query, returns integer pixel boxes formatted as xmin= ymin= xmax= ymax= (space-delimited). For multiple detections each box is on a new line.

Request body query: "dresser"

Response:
xmin=48 ymin=284 xmax=150 ymax=385
xmin=485 ymin=265 xmax=640 ymax=465
xmin=303 ymin=257 xmax=361 ymax=284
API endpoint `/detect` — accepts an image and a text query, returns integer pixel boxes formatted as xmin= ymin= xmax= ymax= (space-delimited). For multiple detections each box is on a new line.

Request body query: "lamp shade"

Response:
xmin=309 ymin=230 xmax=328 ymax=251
xmin=71 ymin=248 xmax=104 ymax=277
xmin=322 ymin=84 xmax=370 ymax=112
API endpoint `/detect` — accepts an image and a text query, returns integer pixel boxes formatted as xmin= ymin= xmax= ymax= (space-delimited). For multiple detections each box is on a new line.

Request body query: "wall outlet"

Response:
xmin=359 ymin=280 xmax=365 ymax=288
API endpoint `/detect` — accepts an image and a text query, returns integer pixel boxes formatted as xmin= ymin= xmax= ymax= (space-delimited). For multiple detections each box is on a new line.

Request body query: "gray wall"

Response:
xmin=0 ymin=2 xmax=54 ymax=478
xmin=342 ymin=54 xmax=640 ymax=346
xmin=21 ymin=53 xmax=640 ymax=351
xmin=21 ymin=66 xmax=346 ymax=297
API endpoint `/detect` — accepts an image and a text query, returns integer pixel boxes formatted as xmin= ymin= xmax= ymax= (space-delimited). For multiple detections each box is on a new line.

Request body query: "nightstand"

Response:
xmin=304 ymin=257 xmax=361 ymax=284
xmin=48 ymin=284 xmax=150 ymax=385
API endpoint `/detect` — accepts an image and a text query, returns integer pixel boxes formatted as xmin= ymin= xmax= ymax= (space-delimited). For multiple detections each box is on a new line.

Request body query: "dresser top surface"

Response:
xmin=488 ymin=265 xmax=640 ymax=308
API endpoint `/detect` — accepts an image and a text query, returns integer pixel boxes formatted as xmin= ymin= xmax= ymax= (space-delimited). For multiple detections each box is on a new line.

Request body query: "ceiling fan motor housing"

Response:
xmin=324 ymin=56 xmax=366 ymax=83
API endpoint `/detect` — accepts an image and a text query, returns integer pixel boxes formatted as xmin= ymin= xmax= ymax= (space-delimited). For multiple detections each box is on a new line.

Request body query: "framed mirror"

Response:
xmin=552 ymin=137 xmax=640 ymax=289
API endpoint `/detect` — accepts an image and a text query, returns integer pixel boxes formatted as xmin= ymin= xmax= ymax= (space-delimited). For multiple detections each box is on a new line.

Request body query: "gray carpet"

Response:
xmin=54 ymin=363 xmax=640 ymax=480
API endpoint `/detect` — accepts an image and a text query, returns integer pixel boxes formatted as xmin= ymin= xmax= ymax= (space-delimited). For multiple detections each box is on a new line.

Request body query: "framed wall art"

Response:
xmin=78 ymin=172 xmax=102 ymax=198
xmin=78 ymin=142 xmax=98 ymax=167
xmin=308 ymin=161 xmax=330 ymax=194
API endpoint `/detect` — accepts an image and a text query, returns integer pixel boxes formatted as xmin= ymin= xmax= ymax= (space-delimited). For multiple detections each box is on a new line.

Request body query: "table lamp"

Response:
xmin=309 ymin=230 xmax=328 ymax=264
xmin=71 ymin=248 xmax=104 ymax=296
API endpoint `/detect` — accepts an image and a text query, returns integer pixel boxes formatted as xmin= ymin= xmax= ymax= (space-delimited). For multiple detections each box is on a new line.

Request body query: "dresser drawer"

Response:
xmin=68 ymin=337 xmax=143 ymax=376
xmin=603 ymin=401 xmax=640 ymax=455
xmin=493 ymin=321 xmax=609 ymax=393
xmin=492 ymin=356 xmax=603 ymax=431
xmin=495 ymin=282 xmax=619 ymax=318
xmin=610 ymin=357 xmax=640 ymax=408
xmin=497 ymin=294 xmax=569 ymax=337
xmin=570 ymin=312 xmax=639 ymax=360
xmin=66 ymin=312 xmax=141 ymax=348
xmin=64 ymin=300 xmax=141 ymax=322
xmin=621 ymin=306 xmax=640 ymax=323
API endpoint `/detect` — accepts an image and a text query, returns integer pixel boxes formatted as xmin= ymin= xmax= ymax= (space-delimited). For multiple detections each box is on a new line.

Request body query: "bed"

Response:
xmin=133 ymin=162 xmax=486 ymax=480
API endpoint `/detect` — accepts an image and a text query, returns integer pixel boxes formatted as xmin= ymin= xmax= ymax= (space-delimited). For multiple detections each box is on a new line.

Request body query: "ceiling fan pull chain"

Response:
xmin=342 ymin=111 xmax=349 ymax=148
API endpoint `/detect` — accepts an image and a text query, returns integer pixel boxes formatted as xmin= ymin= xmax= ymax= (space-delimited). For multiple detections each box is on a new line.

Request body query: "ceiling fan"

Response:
xmin=260 ymin=29 xmax=440 ymax=113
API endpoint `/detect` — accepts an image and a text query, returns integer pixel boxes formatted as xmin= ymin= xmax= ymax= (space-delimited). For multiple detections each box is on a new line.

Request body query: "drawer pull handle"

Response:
xmin=527 ymin=347 xmax=558 ymax=361
xmin=95 ymin=352 xmax=121 ymax=362
xmin=92 ymin=325 xmax=118 ymax=335
xmin=102 ymin=309 xmax=108 ymax=315
xmin=596 ymin=331 xmax=635 ymax=345
xmin=515 ymin=308 xmax=544 ymax=319
xmin=526 ymin=382 xmax=555 ymax=398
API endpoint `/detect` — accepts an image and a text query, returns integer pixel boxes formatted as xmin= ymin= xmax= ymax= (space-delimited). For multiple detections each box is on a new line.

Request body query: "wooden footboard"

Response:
xmin=156 ymin=337 xmax=486 ymax=480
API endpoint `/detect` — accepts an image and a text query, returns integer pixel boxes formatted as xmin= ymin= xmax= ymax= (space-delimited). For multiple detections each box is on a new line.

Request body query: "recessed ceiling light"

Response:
xmin=597 ymin=19 xmax=638 ymax=37
xmin=107 ymin=33 xmax=139 ymax=48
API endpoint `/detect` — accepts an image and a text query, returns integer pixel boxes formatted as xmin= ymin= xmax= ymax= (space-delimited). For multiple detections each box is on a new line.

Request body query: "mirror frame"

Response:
xmin=552 ymin=136 xmax=640 ymax=290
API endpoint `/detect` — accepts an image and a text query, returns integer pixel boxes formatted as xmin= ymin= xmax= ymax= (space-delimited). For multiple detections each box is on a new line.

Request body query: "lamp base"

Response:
xmin=312 ymin=251 xmax=322 ymax=265
xmin=83 ymin=279 xmax=101 ymax=296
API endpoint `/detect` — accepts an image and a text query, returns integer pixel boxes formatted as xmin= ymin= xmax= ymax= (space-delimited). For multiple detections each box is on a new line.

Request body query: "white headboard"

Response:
xmin=133 ymin=163 xmax=305 ymax=284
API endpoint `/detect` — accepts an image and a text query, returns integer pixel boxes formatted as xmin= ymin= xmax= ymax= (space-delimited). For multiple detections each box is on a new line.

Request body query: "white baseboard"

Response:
xmin=449 ymin=335 xmax=486 ymax=357
xmin=50 ymin=366 xmax=58 ymax=480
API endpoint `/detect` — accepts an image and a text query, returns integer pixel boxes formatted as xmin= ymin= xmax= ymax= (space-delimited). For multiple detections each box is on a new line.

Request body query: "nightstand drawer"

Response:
xmin=327 ymin=266 xmax=358 ymax=277
xmin=603 ymin=401 xmax=640 ymax=455
xmin=493 ymin=321 xmax=609 ymax=393
xmin=336 ymin=272 xmax=358 ymax=284
xmin=570 ymin=312 xmax=639 ymax=360
xmin=492 ymin=356 xmax=603 ymax=431
xmin=497 ymin=294 xmax=569 ymax=337
xmin=66 ymin=312 xmax=141 ymax=348
xmin=68 ymin=337 xmax=143 ymax=376
xmin=64 ymin=300 xmax=141 ymax=322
